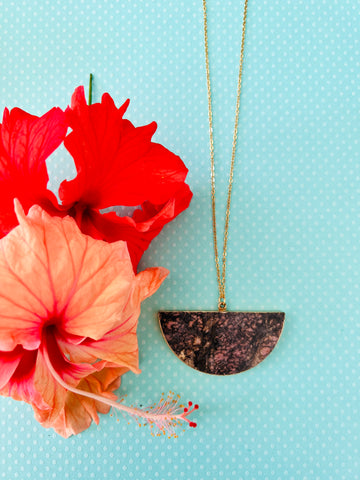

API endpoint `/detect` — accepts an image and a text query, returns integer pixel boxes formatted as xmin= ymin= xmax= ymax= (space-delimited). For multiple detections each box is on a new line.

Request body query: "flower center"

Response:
xmin=41 ymin=320 xmax=59 ymax=342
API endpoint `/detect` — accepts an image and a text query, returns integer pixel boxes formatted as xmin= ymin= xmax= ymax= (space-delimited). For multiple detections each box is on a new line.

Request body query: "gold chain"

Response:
xmin=202 ymin=0 xmax=248 ymax=312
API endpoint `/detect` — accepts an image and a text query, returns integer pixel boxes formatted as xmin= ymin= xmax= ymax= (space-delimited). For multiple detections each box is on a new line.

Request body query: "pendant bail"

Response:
xmin=218 ymin=298 xmax=227 ymax=312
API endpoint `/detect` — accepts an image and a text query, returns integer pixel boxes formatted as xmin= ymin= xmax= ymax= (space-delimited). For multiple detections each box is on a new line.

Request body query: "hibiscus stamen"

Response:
xmin=42 ymin=346 xmax=198 ymax=437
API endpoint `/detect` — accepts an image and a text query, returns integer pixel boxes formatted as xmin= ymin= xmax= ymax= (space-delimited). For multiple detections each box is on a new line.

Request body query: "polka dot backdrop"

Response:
xmin=0 ymin=0 xmax=359 ymax=479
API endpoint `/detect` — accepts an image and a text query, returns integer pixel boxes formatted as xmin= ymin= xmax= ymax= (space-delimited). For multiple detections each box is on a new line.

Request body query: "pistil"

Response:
xmin=42 ymin=339 xmax=198 ymax=437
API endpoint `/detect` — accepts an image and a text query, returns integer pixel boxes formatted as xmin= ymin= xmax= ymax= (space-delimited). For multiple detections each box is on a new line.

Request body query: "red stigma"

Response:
xmin=180 ymin=399 xmax=199 ymax=431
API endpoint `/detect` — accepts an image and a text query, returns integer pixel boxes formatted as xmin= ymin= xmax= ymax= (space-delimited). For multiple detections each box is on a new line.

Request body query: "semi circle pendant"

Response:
xmin=158 ymin=311 xmax=285 ymax=375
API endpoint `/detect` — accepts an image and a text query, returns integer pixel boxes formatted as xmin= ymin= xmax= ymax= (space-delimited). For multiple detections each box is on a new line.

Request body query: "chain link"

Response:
xmin=202 ymin=0 xmax=248 ymax=312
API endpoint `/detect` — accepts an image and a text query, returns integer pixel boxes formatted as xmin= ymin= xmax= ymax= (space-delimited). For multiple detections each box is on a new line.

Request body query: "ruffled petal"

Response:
xmin=57 ymin=266 xmax=168 ymax=372
xmin=33 ymin=329 xmax=98 ymax=426
xmin=0 ymin=106 xmax=67 ymax=236
xmin=59 ymin=86 xmax=190 ymax=209
xmin=0 ymin=348 xmax=47 ymax=409
xmin=46 ymin=366 xmax=127 ymax=438
xmin=58 ymin=325 xmax=140 ymax=374
xmin=47 ymin=391 xmax=94 ymax=438
xmin=0 ymin=213 xmax=51 ymax=351
xmin=72 ymin=183 xmax=193 ymax=271
xmin=0 ymin=346 xmax=23 ymax=389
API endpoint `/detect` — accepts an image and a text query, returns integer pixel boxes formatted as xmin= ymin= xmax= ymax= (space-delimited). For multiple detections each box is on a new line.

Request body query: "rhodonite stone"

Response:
xmin=158 ymin=311 xmax=285 ymax=375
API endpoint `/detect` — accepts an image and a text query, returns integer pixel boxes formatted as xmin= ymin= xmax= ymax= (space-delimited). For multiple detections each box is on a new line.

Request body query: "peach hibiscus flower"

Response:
xmin=0 ymin=200 xmax=197 ymax=438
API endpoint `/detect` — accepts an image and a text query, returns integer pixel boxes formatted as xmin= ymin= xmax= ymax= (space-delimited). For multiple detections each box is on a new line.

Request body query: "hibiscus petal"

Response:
xmin=58 ymin=326 xmax=140 ymax=374
xmin=46 ymin=391 xmax=93 ymax=438
xmin=0 ymin=348 xmax=48 ymax=410
xmin=33 ymin=330 xmax=97 ymax=427
xmin=132 ymin=183 xmax=193 ymax=226
xmin=59 ymin=86 xmax=190 ymax=209
xmin=0 ymin=234 xmax=49 ymax=351
xmin=57 ymin=266 xmax=168 ymax=372
xmin=73 ymin=183 xmax=193 ymax=271
xmin=47 ymin=366 xmax=127 ymax=438
xmin=0 ymin=346 xmax=23 ymax=389
xmin=0 ymin=106 xmax=67 ymax=236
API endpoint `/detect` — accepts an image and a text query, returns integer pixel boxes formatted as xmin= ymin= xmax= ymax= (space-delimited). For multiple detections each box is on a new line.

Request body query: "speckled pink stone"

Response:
xmin=159 ymin=311 xmax=285 ymax=375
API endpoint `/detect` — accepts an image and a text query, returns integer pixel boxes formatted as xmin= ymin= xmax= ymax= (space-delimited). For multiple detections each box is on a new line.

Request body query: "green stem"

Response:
xmin=88 ymin=73 xmax=93 ymax=105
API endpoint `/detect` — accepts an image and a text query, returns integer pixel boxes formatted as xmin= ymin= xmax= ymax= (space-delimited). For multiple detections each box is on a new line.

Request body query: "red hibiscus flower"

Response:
xmin=0 ymin=86 xmax=192 ymax=271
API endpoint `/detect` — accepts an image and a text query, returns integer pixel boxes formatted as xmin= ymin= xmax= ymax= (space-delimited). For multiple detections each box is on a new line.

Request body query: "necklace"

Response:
xmin=159 ymin=0 xmax=285 ymax=375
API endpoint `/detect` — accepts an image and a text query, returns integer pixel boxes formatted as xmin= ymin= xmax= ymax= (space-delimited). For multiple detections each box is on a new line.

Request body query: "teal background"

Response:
xmin=0 ymin=1 xmax=359 ymax=479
